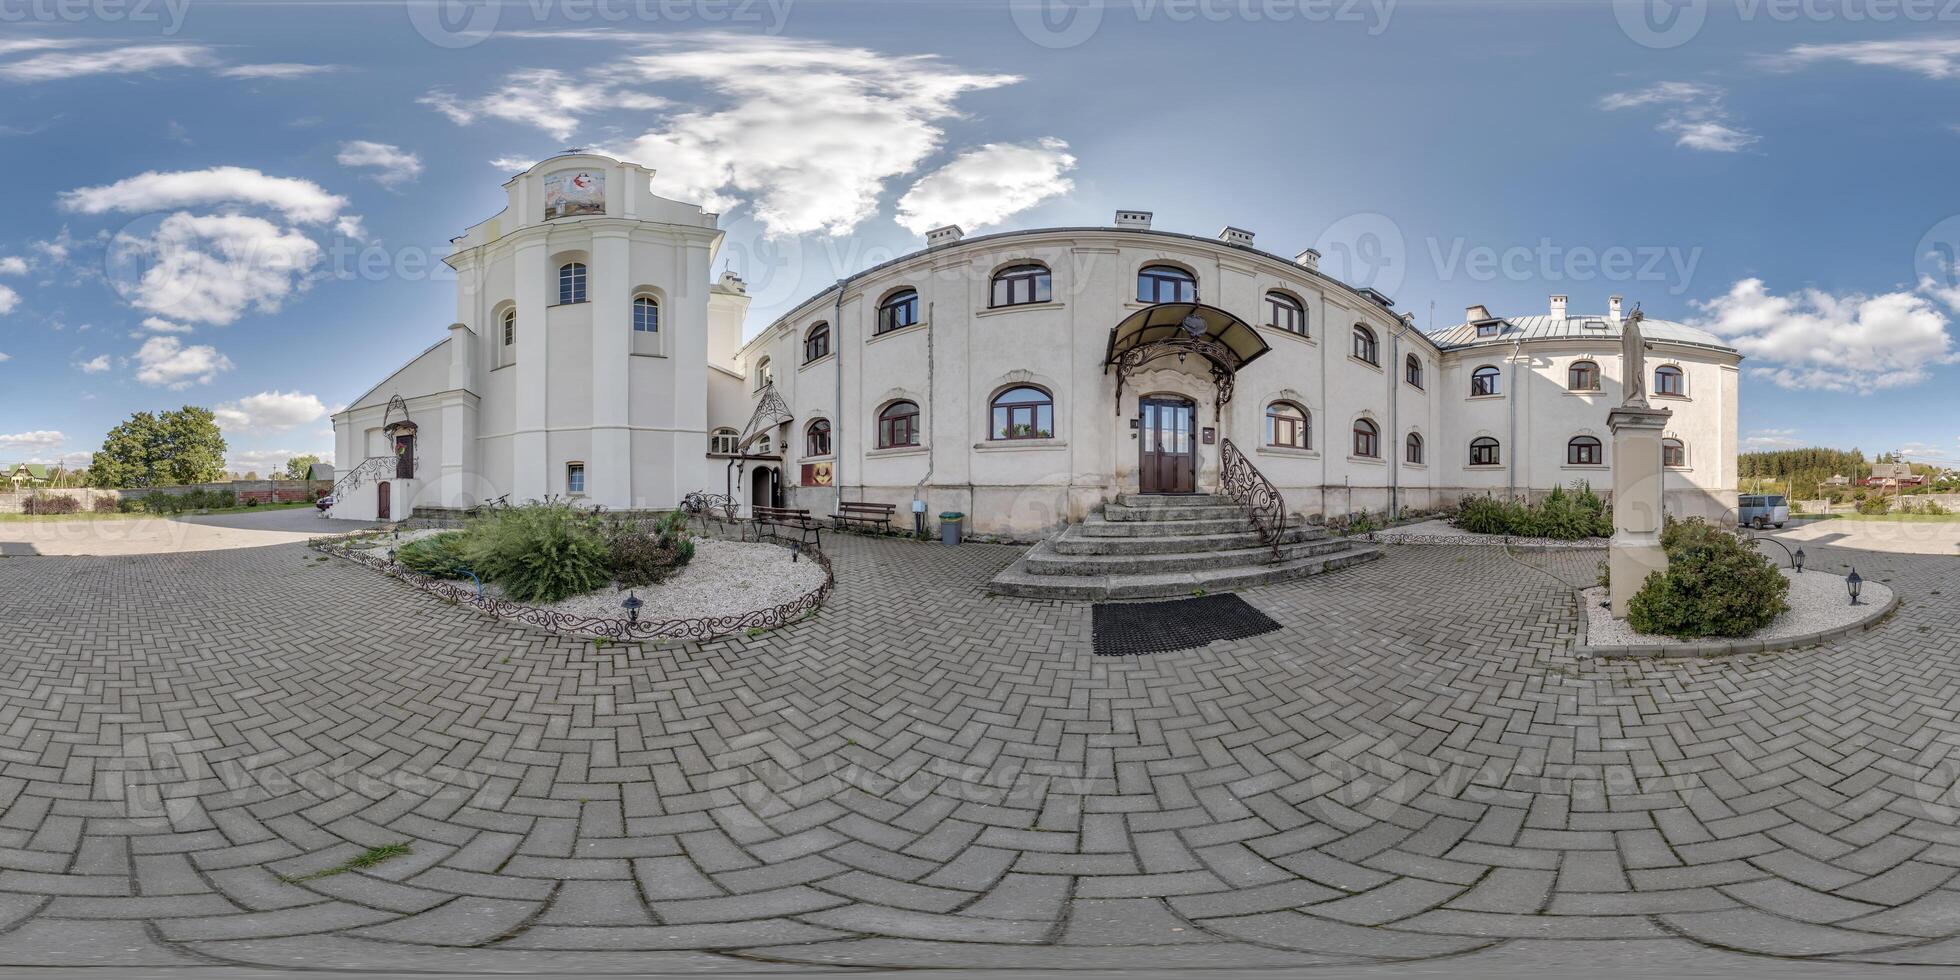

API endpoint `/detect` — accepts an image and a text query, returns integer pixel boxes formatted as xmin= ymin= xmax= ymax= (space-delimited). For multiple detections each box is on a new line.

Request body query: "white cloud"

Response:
xmin=1743 ymin=428 xmax=1806 ymax=450
xmin=420 ymin=68 xmax=662 ymax=142
xmin=0 ymin=284 xmax=17 ymax=315
xmin=0 ymin=38 xmax=86 ymax=58
xmin=1599 ymin=81 xmax=1757 ymax=153
xmin=896 ymin=139 xmax=1077 ymax=235
xmin=213 ymin=390 xmax=327 ymax=433
xmin=140 ymin=316 xmax=193 ymax=334
xmin=0 ymin=43 xmax=217 ymax=83
xmin=222 ymin=63 xmax=338 ymax=79
xmin=110 ymin=212 xmax=322 ymax=326
xmin=334 ymin=215 xmax=369 ymax=242
xmin=337 ymin=140 xmax=423 ymax=187
xmin=1693 ymin=278 xmax=1960 ymax=392
xmin=76 ymin=354 xmax=109 ymax=374
xmin=61 ymin=167 xmax=349 ymax=225
xmin=490 ymin=156 xmax=538 ymax=172
xmin=1769 ymin=38 xmax=1960 ymax=80
xmin=133 ymin=335 xmax=231 ymax=388
xmin=0 ymin=430 xmax=64 ymax=452
xmin=0 ymin=256 xmax=25 ymax=276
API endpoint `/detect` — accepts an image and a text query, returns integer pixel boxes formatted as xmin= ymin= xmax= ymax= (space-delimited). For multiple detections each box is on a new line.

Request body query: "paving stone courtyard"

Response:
xmin=1 ymin=531 xmax=1957 ymax=973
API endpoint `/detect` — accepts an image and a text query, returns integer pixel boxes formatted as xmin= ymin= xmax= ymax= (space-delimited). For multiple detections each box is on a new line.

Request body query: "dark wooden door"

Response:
xmin=394 ymin=434 xmax=415 ymax=478
xmin=377 ymin=481 xmax=391 ymax=520
xmin=1139 ymin=397 xmax=1196 ymax=494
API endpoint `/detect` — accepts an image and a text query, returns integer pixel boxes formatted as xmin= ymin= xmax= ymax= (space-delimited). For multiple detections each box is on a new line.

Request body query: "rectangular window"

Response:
xmin=567 ymin=463 xmax=585 ymax=494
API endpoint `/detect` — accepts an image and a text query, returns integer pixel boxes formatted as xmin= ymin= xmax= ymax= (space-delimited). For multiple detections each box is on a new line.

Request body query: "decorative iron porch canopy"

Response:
xmin=1103 ymin=302 xmax=1271 ymax=418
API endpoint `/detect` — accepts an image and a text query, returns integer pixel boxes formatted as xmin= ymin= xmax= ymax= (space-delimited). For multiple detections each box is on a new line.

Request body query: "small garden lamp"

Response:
xmin=790 ymin=540 xmax=801 ymax=563
xmin=1846 ymin=567 xmax=1863 ymax=606
xmin=621 ymin=590 xmax=644 ymax=624
xmin=1793 ymin=547 xmax=1805 ymax=574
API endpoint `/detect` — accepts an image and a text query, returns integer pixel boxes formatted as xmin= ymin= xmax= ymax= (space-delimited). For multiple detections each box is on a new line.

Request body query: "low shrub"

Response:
xmin=93 ymin=496 xmax=119 ymax=513
xmin=1453 ymin=483 xmax=1611 ymax=540
xmin=1628 ymin=517 xmax=1790 ymax=639
xmin=395 ymin=531 xmax=474 ymax=579
xmin=463 ymin=502 xmax=611 ymax=602
xmin=606 ymin=510 xmax=696 ymax=588
xmin=1856 ymin=496 xmax=1891 ymax=516
xmin=23 ymin=493 xmax=81 ymax=515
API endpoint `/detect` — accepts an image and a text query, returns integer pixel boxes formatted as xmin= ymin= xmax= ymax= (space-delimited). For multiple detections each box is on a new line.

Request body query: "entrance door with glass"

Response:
xmin=1138 ymin=396 xmax=1197 ymax=494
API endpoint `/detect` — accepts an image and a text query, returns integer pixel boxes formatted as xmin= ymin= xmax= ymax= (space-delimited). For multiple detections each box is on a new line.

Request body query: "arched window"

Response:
xmin=1352 ymin=419 xmax=1380 ymax=458
xmin=804 ymin=322 xmax=831 ymax=363
xmin=990 ymin=386 xmax=1054 ymax=440
xmin=1655 ymin=364 xmax=1684 ymax=396
xmin=754 ymin=356 xmax=773 ymax=391
xmin=1568 ymin=360 xmax=1600 ymax=391
xmin=806 ymin=419 xmax=832 ymax=457
xmin=1470 ymin=437 xmax=1501 ymax=466
xmin=876 ymin=288 xmax=919 ymax=335
xmin=878 ymin=400 xmax=920 ymax=448
xmin=1351 ymin=325 xmax=1378 ymax=365
xmin=501 ymin=308 xmax=516 ymax=347
xmin=1137 ymin=265 xmax=1196 ymax=303
xmin=752 ymin=432 xmax=772 ymax=455
xmin=991 ymin=264 xmax=1052 ymax=307
xmin=632 ymin=296 xmax=658 ymax=333
xmin=1471 ymin=365 xmax=1502 ymax=396
xmin=1663 ymin=438 xmax=1686 ymax=467
xmin=1265 ymin=402 xmax=1309 ymax=449
xmin=558 ymin=262 xmax=587 ymax=305
xmin=1568 ymin=436 xmax=1603 ymax=465
xmin=1266 ymin=292 xmax=1306 ymax=336
xmin=1405 ymin=432 xmax=1424 ymax=464
xmin=709 ymin=427 xmax=740 ymax=455
xmin=1405 ymin=354 xmax=1424 ymax=389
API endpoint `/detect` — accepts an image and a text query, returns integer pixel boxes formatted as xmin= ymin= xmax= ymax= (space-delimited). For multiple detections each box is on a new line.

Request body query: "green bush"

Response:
xmin=1452 ymin=483 xmax=1611 ymax=540
xmin=93 ymin=496 xmax=119 ymax=513
xmin=1628 ymin=518 xmax=1790 ymax=639
xmin=395 ymin=531 xmax=474 ymax=579
xmin=23 ymin=493 xmax=81 ymax=515
xmin=1856 ymin=496 xmax=1891 ymax=516
xmin=605 ymin=511 xmax=696 ymax=588
xmin=463 ymin=502 xmax=612 ymax=602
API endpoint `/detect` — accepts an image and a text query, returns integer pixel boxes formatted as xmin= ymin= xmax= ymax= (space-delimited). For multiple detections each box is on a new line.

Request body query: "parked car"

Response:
xmin=315 ymin=494 xmax=334 ymax=514
xmin=1737 ymin=494 xmax=1789 ymax=529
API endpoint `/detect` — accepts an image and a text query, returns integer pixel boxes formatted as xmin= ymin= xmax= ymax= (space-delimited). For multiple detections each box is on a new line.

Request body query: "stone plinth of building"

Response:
xmin=1607 ymin=405 xmax=1672 ymax=617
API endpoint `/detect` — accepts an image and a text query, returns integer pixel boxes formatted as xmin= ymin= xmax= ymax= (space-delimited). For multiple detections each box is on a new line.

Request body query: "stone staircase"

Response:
xmin=987 ymin=494 xmax=1381 ymax=600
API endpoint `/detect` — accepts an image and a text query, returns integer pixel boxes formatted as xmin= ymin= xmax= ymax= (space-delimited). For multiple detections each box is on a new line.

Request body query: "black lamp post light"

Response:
xmin=1847 ymin=567 xmax=1863 ymax=606
xmin=790 ymin=540 xmax=802 ymax=563
xmin=621 ymin=590 xmax=644 ymax=624
xmin=1793 ymin=547 xmax=1805 ymax=574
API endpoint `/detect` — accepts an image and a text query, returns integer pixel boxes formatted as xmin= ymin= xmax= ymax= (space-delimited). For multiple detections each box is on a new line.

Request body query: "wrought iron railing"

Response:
xmin=1219 ymin=437 xmax=1287 ymax=560
xmin=324 ymin=456 xmax=398 ymax=513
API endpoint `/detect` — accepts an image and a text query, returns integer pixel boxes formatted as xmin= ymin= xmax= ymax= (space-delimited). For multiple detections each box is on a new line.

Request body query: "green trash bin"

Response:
xmin=939 ymin=512 xmax=964 ymax=545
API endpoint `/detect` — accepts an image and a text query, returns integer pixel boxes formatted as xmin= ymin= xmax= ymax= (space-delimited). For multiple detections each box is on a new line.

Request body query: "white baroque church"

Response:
xmin=331 ymin=152 xmax=1739 ymax=538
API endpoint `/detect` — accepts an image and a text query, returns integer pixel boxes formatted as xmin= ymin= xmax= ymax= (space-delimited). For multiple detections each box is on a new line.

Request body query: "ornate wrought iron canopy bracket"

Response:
xmin=1111 ymin=336 xmax=1242 ymax=421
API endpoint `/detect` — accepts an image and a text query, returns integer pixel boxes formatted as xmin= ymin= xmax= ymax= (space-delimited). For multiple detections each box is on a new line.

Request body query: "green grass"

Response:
xmin=279 ymin=842 xmax=412 ymax=883
xmin=0 ymin=501 xmax=315 ymax=522
xmin=1795 ymin=512 xmax=1960 ymax=523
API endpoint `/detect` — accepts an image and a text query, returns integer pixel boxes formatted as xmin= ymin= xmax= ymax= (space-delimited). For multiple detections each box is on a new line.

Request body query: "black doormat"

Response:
xmin=1092 ymin=593 xmax=1281 ymax=656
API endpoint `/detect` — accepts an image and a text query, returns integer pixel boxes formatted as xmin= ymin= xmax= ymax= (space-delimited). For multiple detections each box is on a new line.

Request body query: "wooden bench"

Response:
xmin=751 ymin=505 xmax=822 ymax=548
xmin=834 ymin=501 xmax=898 ymax=533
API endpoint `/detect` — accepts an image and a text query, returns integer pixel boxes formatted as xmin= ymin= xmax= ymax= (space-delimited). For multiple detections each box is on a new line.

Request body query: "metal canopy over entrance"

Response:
xmin=1103 ymin=302 xmax=1271 ymax=419
xmin=727 ymin=382 xmax=794 ymax=502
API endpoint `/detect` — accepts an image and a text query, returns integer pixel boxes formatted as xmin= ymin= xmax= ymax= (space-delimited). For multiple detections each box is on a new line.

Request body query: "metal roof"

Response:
xmin=1424 ymin=313 xmax=1738 ymax=355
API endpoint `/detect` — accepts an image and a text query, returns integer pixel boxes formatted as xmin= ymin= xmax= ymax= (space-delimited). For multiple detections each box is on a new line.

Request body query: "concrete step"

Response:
xmin=1076 ymin=514 xmax=1262 ymax=537
xmin=1051 ymin=520 xmax=1328 ymax=556
xmin=1020 ymin=536 xmax=1355 ymax=576
xmin=1114 ymin=493 xmax=1238 ymax=508
xmin=987 ymin=545 xmax=1383 ymax=600
xmin=1104 ymin=501 xmax=1251 ymax=522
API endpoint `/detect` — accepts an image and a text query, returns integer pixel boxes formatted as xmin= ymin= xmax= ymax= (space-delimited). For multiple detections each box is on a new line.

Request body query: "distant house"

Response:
xmin=1822 ymin=474 xmax=1851 ymax=487
xmin=307 ymin=462 xmax=335 ymax=482
xmin=4 ymin=463 xmax=60 ymax=489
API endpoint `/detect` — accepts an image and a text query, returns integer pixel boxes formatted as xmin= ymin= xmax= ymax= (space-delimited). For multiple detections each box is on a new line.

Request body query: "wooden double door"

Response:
xmin=1138 ymin=396 xmax=1197 ymax=494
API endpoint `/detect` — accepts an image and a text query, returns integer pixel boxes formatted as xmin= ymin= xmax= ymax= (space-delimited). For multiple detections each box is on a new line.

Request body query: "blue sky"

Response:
xmin=2 ymin=0 xmax=1958 ymax=475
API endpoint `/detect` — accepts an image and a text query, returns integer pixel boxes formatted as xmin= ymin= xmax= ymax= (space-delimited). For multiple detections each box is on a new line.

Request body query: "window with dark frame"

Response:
xmin=1470 ymin=437 xmax=1501 ymax=466
xmin=754 ymin=357 xmax=772 ymax=391
xmin=878 ymin=401 xmax=920 ymax=448
xmin=1568 ymin=361 xmax=1600 ymax=391
xmin=1136 ymin=265 xmax=1197 ymax=303
xmin=1663 ymin=438 xmax=1686 ymax=467
xmin=804 ymin=322 xmax=830 ymax=363
xmin=558 ymin=262 xmax=587 ymax=304
xmin=710 ymin=428 xmax=739 ymax=454
xmin=1405 ymin=354 xmax=1423 ymax=389
xmin=806 ymin=419 xmax=831 ymax=457
xmin=502 ymin=309 xmax=515 ymax=346
xmin=876 ymin=289 xmax=919 ymax=335
xmin=1352 ymin=419 xmax=1380 ymax=458
xmin=991 ymin=264 xmax=1053 ymax=307
xmin=1265 ymin=402 xmax=1309 ymax=449
xmin=1471 ymin=365 xmax=1502 ymax=396
xmin=1406 ymin=432 xmax=1424 ymax=464
xmin=633 ymin=296 xmax=658 ymax=333
xmin=1568 ymin=436 xmax=1603 ymax=465
xmin=566 ymin=463 xmax=585 ymax=494
xmin=1267 ymin=292 xmax=1307 ymax=336
xmin=989 ymin=387 xmax=1054 ymax=440
xmin=1351 ymin=325 xmax=1378 ymax=365
xmin=1655 ymin=365 xmax=1684 ymax=396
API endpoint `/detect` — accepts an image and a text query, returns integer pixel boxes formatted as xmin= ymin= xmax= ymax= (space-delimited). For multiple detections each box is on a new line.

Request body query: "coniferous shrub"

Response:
xmin=395 ymin=531 xmax=474 ymax=579
xmin=464 ymin=502 xmax=611 ymax=602
xmin=1453 ymin=483 xmax=1611 ymax=540
xmin=1628 ymin=518 xmax=1790 ymax=639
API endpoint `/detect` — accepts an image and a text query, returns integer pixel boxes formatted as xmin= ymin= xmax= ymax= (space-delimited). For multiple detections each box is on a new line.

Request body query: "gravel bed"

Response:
xmin=1581 ymin=567 xmax=1893 ymax=649
xmin=1368 ymin=519 xmax=1606 ymax=550
xmin=352 ymin=527 xmax=450 ymax=557
xmin=489 ymin=538 xmax=826 ymax=624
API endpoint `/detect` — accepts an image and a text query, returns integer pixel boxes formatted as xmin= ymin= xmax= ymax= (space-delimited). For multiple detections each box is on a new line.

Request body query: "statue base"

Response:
xmin=1606 ymin=405 xmax=1672 ymax=618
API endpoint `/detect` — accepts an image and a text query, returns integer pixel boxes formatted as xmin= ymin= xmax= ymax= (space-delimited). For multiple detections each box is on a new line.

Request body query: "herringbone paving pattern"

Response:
xmin=0 ymin=534 xmax=1956 ymax=971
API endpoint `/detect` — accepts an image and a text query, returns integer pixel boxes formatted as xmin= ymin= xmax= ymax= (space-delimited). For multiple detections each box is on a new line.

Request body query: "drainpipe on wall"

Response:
xmin=1506 ymin=330 xmax=1527 ymax=501
xmin=911 ymin=301 xmax=936 ymax=533
xmin=1389 ymin=315 xmax=1404 ymax=521
xmin=830 ymin=281 xmax=845 ymax=514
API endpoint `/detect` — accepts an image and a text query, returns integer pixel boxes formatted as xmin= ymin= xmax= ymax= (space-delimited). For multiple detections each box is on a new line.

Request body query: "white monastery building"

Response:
xmin=332 ymin=153 xmax=1739 ymax=541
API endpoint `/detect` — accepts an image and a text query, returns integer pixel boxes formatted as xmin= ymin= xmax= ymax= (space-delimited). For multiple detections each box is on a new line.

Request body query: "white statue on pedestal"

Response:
xmin=1621 ymin=306 xmax=1649 ymax=409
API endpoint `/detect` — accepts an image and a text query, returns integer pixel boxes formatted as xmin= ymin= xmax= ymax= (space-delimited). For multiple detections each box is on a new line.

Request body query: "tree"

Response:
xmin=241 ymin=471 xmax=260 ymax=481
xmin=88 ymin=407 xmax=227 ymax=488
xmin=283 ymin=454 xmax=321 ymax=481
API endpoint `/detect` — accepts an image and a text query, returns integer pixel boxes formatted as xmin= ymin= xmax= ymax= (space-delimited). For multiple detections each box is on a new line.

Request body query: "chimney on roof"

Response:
xmin=1295 ymin=248 xmax=1320 ymax=271
xmin=1466 ymin=304 xmax=1491 ymax=322
xmin=925 ymin=224 xmax=963 ymax=247
xmin=1549 ymin=295 xmax=1567 ymax=319
xmin=1609 ymin=295 xmax=1624 ymax=322
xmin=1114 ymin=209 xmax=1153 ymax=230
xmin=1217 ymin=226 xmax=1254 ymax=248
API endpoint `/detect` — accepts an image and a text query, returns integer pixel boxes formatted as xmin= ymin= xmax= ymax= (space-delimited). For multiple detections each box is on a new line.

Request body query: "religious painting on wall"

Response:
xmin=801 ymin=461 xmax=833 ymax=487
xmin=544 ymin=170 xmax=605 ymax=220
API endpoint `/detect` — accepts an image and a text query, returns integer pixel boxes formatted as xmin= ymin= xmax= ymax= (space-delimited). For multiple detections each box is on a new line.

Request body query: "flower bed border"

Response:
xmin=309 ymin=533 xmax=833 ymax=642
xmin=1571 ymin=585 xmax=1899 ymax=658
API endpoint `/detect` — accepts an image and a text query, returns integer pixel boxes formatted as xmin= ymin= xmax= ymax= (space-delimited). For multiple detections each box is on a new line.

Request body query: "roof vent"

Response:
xmin=1583 ymin=318 xmax=1607 ymax=330
xmin=1295 ymin=248 xmax=1320 ymax=271
xmin=1218 ymin=226 xmax=1254 ymax=248
xmin=1358 ymin=287 xmax=1396 ymax=309
xmin=1114 ymin=209 xmax=1153 ymax=230
xmin=925 ymin=224 xmax=963 ymax=247
xmin=1549 ymin=295 xmax=1567 ymax=318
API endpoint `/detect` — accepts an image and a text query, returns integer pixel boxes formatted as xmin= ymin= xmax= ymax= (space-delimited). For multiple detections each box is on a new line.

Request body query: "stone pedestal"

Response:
xmin=1607 ymin=405 xmax=1672 ymax=618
